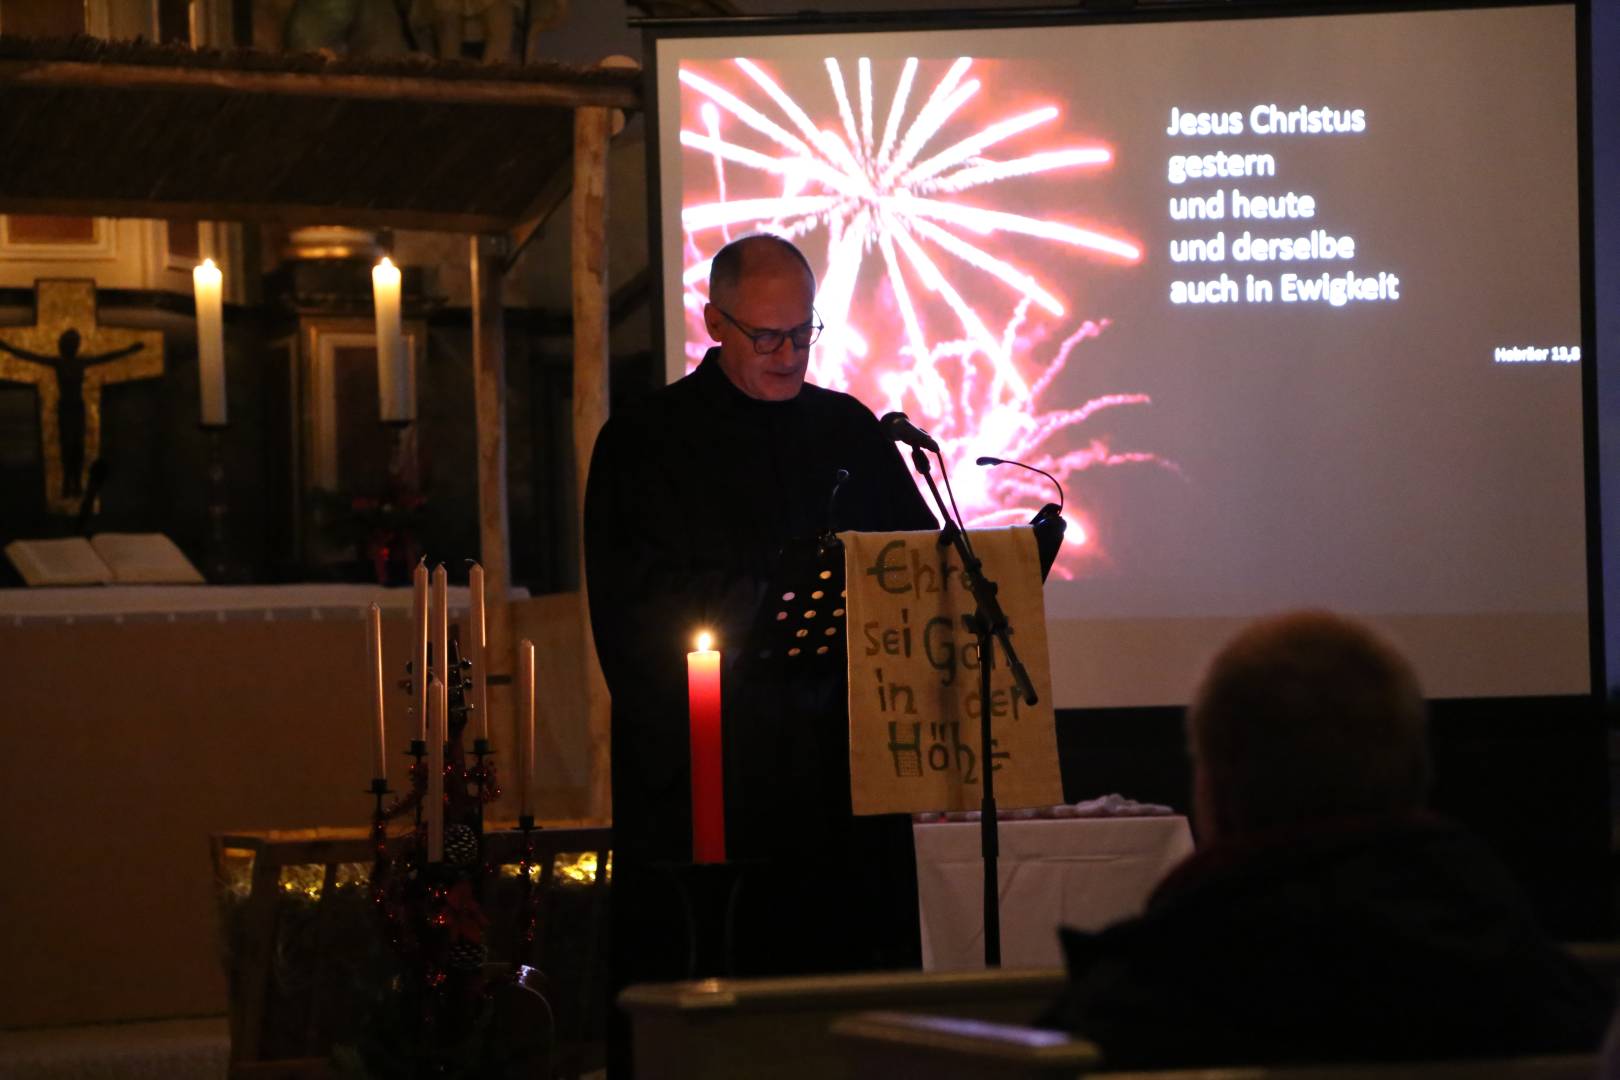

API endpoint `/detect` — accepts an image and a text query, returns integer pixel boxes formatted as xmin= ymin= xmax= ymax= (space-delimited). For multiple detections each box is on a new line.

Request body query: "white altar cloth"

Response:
xmin=914 ymin=815 xmax=1195 ymax=972
xmin=0 ymin=583 xmax=528 ymax=625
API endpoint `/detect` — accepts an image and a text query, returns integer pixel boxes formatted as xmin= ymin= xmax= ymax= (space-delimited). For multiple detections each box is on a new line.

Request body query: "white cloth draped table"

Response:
xmin=0 ymin=583 xmax=529 ymax=625
xmin=914 ymin=814 xmax=1195 ymax=971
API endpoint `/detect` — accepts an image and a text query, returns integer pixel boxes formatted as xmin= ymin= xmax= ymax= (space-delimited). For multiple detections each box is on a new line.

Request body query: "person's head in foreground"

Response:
xmin=1188 ymin=609 xmax=1428 ymax=843
xmin=1041 ymin=608 xmax=1613 ymax=1067
xmin=703 ymin=234 xmax=820 ymax=402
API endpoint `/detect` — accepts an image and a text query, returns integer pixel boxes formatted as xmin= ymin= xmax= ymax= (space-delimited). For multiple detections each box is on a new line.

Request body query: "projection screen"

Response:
xmin=649 ymin=2 xmax=1592 ymax=708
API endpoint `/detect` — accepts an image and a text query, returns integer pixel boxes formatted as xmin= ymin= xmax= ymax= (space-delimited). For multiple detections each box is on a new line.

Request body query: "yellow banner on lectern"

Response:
xmin=842 ymin=527 xmax=1062 ymax=816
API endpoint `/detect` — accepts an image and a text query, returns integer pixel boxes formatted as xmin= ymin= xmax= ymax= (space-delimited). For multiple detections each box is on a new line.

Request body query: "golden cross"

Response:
xmin=0 ymin=280 xmax=164 ymax=515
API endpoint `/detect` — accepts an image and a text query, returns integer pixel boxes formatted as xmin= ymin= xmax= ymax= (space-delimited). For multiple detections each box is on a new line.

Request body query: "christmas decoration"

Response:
xmin=444 ymin=824 xmax=478 ymax=867
xmin=344 ymin=572 xmax=553 ymax=1078
xmin=447 ymin=940 xmax=489 ymax=971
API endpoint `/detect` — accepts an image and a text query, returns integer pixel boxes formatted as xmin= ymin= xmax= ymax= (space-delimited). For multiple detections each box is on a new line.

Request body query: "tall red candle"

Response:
xmin=688 ymin=631 xmax=725 ymax=864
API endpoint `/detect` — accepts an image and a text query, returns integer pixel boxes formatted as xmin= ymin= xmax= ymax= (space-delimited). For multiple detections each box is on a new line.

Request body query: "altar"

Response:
xmin=1 ymin=582 xmax=500 ymax=624
xmin=0 ymin=585 xmax=593 ymax=1030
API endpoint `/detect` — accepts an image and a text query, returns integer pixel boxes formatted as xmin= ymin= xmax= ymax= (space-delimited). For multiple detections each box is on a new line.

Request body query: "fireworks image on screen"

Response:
xmin=677 ymin=56 xmax=1172 ymax=575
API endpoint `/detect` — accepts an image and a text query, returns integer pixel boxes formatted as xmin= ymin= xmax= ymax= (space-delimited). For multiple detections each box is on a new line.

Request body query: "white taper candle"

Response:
xmin=427 ymin=672 xmax=445 ymax=862
xmin=367 ymin=602 xmax=387 ymax=782
xmin=469 ymin=563 xmax=488 ymax=741
xmin=412 ymin=560 xmax=428 ymax=741
xmin=519 ymin=638 xmax=535 ymax=819
xmin=431 ymin=563 xmax=449 ymax=699
xmin=372 ymin=257 xmax=412 ymax=422
xmin=193 ymin=259 xmax=226 ymax=425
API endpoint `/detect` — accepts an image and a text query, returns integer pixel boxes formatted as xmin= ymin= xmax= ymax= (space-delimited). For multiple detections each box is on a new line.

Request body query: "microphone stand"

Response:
xmin=909 ymin=446 xmax=1038 ymax=968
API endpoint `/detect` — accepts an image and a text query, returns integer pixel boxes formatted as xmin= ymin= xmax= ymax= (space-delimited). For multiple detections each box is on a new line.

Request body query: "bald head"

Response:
xmin=1189 ymin=611 xmax=1429 ymax=841
xmin=702 ymin=234 xmax=819 ymax=401
xmin=708 ymin=234 xmax=816 ymax=310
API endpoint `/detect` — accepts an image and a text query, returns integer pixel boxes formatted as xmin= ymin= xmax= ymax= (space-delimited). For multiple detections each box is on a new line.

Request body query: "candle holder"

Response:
xmin=514 ymin=813 xmax=543 ymax=960
xmin=471 ymin=737 xmax=495 ymax=853
xmin=363 ymin=420 xmax=423 ymax=587
xmin=198 ymin=422 xmax=232 ymax=583
xmin=351 ymin=563 xmax=550 ymax=1074
xmin=408 ymin=738 xmax=427 ymax=835
xmin=650 ymin=859 xmax=751 ymax=979
xmin=445 ymin=636 xmax=471 ymax=867
xmin=367 ymin=684 xmax=496 ymax=1057
xmin=383 ymin=419 xmax=413 ymax=479
xmin=369 ymin=782 xmax=405 ymax=964
xmin=445 ymin=640 xmax=503 ymax=868
xmin=367 ymin=778 xmax=392 ymax=878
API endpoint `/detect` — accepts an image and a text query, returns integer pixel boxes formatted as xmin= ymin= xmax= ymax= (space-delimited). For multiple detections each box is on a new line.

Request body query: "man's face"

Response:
xmin=703 ymin=264 xmax=816 ymax=402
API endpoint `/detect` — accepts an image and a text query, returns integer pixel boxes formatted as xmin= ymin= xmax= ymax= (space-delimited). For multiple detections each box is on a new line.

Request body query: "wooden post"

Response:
xmin=572 ymin=105 xmax=613 ymax=825
xmin=470 ymin=233 xmax=515 ymax=796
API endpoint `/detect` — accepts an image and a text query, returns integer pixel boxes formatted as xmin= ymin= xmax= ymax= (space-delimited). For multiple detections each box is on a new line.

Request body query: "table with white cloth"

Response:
xmin=0 ymin=581 xmax=584 ymax=1033
xmin=0 ymin=582 xmax=515 ymax=624
xmin=914 ymin=815 xmax=1195 ymax=971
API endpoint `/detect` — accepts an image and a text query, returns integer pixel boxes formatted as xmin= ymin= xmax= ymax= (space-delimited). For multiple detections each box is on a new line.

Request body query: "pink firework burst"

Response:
xmin=919 ymin=301 xmax=1181 ymax=579
xmin=677 ymin=55 xmax=1168 ymax=570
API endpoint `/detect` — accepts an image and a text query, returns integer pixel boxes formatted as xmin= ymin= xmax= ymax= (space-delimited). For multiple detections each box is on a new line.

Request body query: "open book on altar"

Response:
xmin=5 ymin=533 xmax=205 ymax=586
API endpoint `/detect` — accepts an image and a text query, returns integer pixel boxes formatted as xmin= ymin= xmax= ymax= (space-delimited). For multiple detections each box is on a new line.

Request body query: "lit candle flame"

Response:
xmin=695 ymin=630 xmax=714 ymax=652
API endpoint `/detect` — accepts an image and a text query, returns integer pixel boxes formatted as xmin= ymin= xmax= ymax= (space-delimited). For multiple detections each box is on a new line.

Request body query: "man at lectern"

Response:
xmin=584 ymin=234 xmax=935 ymax=1012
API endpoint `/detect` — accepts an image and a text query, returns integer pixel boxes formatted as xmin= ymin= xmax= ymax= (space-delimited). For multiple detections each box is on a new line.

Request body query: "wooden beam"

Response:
xmin=571 ymin=105 xmax=614 ymax=827
xmin=0 ymin=193 xmax=511 ymax=235
xmin=504 ymin=155 xmax=574 ymax=274
xmin=470 ymin=234 xmax=516 ymax=803
xmin=626 ymin=0 xmax=743 ymax=14
xmin=0 ymin=59 xmax=641 ymax=110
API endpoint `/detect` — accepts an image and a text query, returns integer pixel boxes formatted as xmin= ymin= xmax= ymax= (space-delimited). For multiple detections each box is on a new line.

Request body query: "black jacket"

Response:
xmin=1042 ymin=814 xmax=1612 ymax=1068
xmin=584 ymin=348 xmax=935 ymax=862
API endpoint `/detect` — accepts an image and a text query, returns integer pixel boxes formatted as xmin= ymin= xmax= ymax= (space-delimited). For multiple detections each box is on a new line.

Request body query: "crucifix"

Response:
xmin=0 ymin=280 xmax=164 ymax=515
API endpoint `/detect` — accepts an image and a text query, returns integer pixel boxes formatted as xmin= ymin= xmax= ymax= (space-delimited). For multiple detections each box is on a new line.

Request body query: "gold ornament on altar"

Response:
xmin=0 ymin=280 xmax=164 ymax=515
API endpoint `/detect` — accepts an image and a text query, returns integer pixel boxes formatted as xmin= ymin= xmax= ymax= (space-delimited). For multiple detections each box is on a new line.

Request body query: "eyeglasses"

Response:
xmin=714 ymin=306 xmax=823 ymax=354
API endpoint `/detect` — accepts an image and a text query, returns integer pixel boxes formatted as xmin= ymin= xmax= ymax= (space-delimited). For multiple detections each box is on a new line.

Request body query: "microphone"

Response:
xmin=977 ymin=455 xmax=1063 ymax=516
xmin=825 ymin=468 xmax=850 ymax=533
xmin=979 ymin=455 xmax=1065 ymax=581
xmin=881 ymin=411 xmax=939 ymax=453
xmin=818 ymin=468 xmax=852 ymax=559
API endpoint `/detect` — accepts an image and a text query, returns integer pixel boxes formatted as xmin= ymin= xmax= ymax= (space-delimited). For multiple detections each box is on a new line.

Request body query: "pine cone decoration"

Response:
xmin=444 ymin=824 xmax=478 ymax=866
xmin=447 ymin=939 xmax=488 ymax=970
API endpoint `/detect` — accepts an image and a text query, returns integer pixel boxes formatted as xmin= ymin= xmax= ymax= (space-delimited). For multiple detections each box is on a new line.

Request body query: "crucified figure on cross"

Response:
xmin=0 ymin=328 xmax=144 ymax=499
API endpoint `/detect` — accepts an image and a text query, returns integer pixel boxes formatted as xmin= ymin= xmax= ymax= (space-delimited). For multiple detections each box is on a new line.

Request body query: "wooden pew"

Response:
xmin=618 ymin=968 xmax=1066 ymax=1080
xmin=1565 ymin=940 xmax=1620 ymax=989
xmin=830 ymin=1012 xmax=1598 ymax=1080
xmin=622 ymin=944 xmax=1616 ymax=1080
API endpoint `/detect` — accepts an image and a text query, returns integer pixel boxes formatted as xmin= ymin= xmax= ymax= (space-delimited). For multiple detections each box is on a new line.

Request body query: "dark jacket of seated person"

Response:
xmin=1040 ymin=811 xmax=1612 ymax=1069
xmin=1040 ymin=611 xmax=1612 ymax=1069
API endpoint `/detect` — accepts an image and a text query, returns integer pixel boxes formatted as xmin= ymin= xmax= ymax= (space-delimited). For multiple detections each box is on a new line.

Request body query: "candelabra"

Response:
xmin=363 ymin=628 xmax=529 ymax=1071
